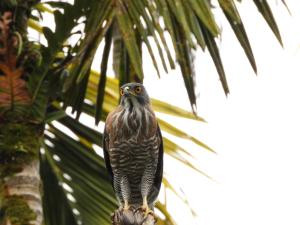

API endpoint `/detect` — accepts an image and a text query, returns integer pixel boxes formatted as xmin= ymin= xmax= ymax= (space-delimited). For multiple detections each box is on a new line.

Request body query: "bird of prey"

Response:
xmin=103 ymin=83 xmax=163 ymax=215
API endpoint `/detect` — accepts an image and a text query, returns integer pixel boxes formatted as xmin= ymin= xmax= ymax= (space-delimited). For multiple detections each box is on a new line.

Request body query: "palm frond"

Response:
xmin=43 ymin=124 xmax=116 ymax=225
xmin=30 ymin=0 xmax=284 ymax=115
xmin=219 ymin=0 xmax=257 ymax=73
xmin=24 ymin=1 xmax=287 ymax=224
xmin=253 ymin=0 xmax=283 ymax=46
xmin=43 ymin=111 xmax=198 ymax=224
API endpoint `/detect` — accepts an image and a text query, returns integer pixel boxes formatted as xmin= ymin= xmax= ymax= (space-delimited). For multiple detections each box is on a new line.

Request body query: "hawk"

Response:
xmin=103 ymin=83 xmax=163 ymax=215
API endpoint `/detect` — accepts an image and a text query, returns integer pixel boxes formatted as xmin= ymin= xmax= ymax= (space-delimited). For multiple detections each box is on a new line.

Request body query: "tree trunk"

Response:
xmin=1 ymin=160 xmax=43 ymax=225
xmin=0 ymin=1 xmax=43 ymax=224
xmin=111 ymin=208 xmax=156 ymax=225
xmin=0 ymin=123 xmax=43 ymax=225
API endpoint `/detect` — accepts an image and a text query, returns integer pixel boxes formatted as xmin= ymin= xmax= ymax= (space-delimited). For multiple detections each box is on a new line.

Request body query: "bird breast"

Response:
xmin=111 ymin=105 xmax=156 ymax=141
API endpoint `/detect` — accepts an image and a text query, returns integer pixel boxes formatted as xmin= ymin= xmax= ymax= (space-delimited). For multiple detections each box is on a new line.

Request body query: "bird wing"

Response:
xmin=103 ymin=126 xmax=114 ymax=188
xmin=153 ymin=124 xmax=164 ymax=192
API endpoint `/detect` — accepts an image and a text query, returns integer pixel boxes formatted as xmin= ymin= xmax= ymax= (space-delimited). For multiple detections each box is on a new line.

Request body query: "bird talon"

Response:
xmin=123 ymin=206 xmax=130 ymax=211
xmin=141 ymin=206 xmax=154 ymax=218
xmin=123 ymin=201 xmax=131 ymax=211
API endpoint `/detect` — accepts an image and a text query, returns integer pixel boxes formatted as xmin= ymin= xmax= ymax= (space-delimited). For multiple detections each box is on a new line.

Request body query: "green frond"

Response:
xmin=29 ymin=0 xmax=284 ymax=109
xmin=43 ymin=111 xmax=200 ymax=224
xmin=219 ymin=0 xmax=257 ymax=73
xmin=43 ymin=126 xmax=116 ymax=225
xmin=21 ymin=1 xmax=287 ymax=224
xmin=253 ymin=0 xmax=283 ymax=46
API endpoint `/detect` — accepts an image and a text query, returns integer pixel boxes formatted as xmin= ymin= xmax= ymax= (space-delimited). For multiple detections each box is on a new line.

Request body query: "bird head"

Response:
xmin=120 ymin=83 xmax=150 ymax=108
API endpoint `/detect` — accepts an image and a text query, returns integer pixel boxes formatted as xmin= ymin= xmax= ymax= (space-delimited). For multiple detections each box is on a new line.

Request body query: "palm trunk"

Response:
xmin=1 ymin=160 xmax=43 ymax=225
xmin=0 ymin=1 xmax=43 ymax=223
xmin=0 ymin=123 xmax=43 ymax=225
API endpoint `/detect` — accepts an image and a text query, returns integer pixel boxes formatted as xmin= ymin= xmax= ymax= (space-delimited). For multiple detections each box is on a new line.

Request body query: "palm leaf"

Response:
xmin=95 ymin=27 xmax=113 ymax=124
xmin=44 ymin=126 xmax=117 ymax=225
xmin=219 ymin=0 xmax=257 ymax=73
xmin=24 ymin=1 xmax=287 ymax=225
xmin=115 ymin=1 xmax=144 ymax=81
xmin=253 ymin=0 xmax=283 ymax=46
xmin=200 ymin=19 xmax=229 ymax=95
xmin=43 ymin=113 xmax=192 ymax=224
xmin=41 ymin=150 xmax=79 ymax=225
xmin=30 ymin=0 xmax=284 ymax=111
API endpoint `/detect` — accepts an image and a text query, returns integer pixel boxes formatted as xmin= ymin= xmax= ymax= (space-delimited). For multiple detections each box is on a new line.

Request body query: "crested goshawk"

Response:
xmin=103 ymin=83 xmax=163 ymax=215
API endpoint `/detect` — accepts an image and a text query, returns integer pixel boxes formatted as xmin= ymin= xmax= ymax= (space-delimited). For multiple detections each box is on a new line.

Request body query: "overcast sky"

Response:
xmin=143 ymin=1 xmax=300 ymax=224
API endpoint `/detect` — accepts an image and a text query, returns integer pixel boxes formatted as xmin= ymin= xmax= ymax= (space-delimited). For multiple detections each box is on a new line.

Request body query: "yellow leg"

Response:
xmin=124 ymin=200 xmax=130 ymax=210
xmin=142 ymin=196 xmax=154 ymax=217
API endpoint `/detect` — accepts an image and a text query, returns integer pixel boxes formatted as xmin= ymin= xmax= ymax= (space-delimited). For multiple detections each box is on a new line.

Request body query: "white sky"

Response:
xmin=143 ymin=1 xmax=300 ymax=225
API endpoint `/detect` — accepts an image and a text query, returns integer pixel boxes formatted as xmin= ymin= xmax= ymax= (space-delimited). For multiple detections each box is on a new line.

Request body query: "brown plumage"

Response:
xmin=103 ymin=83 xmax=163 ymax=214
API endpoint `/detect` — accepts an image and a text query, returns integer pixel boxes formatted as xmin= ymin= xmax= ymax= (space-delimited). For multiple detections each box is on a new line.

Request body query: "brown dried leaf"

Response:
xmin=0 ymin=64 xmax=31 ymax=111
xmin=0 ymin=12 xmax=31 ymax=114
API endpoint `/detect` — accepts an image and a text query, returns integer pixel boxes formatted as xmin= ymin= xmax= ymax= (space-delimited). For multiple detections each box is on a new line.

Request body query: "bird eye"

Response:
xmin=135 ymin=86 xmax=142 ymax=94
xmin=120 ymin=89 xmax=124 ymax=96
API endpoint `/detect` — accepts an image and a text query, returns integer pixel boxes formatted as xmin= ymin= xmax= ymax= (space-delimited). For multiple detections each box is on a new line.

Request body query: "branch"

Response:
xmin=112 ymin=208 xmax=156 ymax=225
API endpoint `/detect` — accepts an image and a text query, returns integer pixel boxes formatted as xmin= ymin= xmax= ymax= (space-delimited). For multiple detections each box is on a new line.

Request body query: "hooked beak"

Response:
xmin=124 ymin=87 xmax=136 ymax=97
